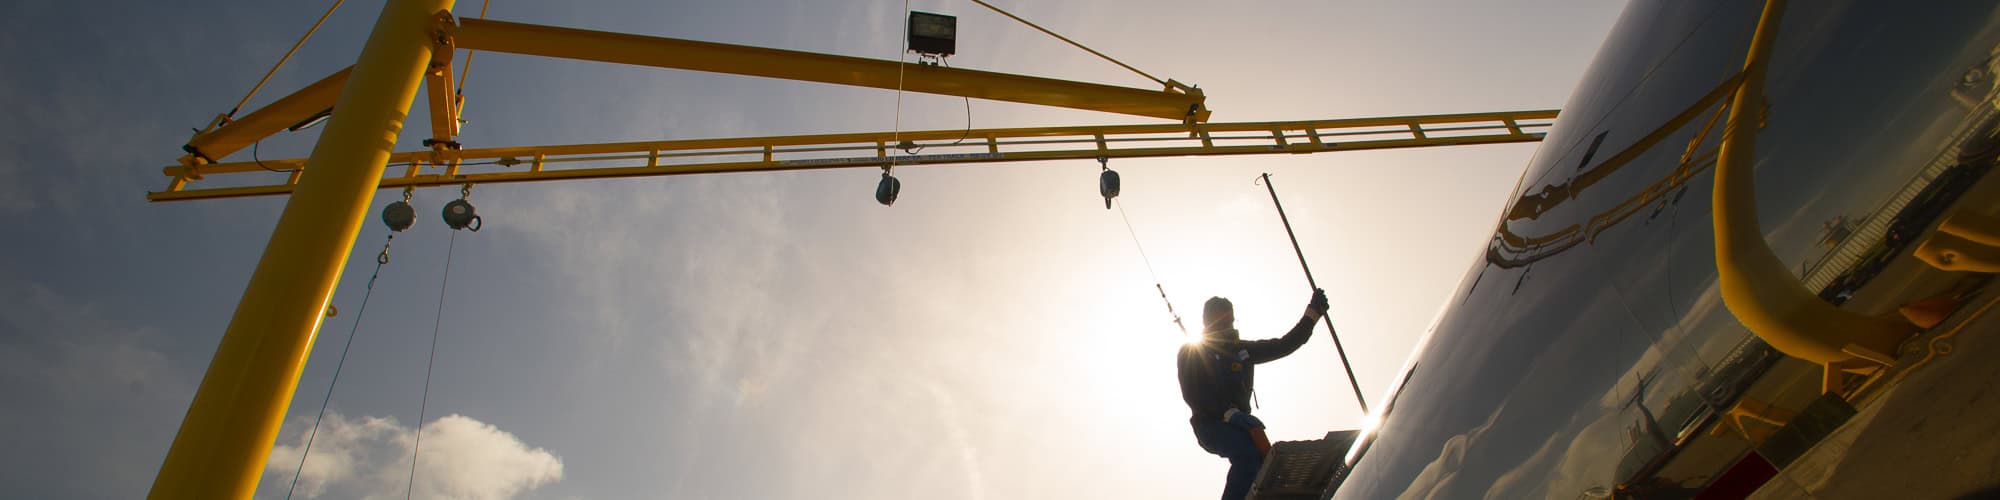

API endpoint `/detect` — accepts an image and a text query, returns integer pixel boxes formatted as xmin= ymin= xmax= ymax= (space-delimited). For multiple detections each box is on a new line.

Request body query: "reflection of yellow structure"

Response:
xmin=1709 ymin=397 xmax=1797 ymax=446
xmin=1940 ymin=211 xmax=2000 ymax=245
xmin=1917 ymin=211 xmax=2000 ymax=272
xmin=1900 ymin=296 xmax=1961 ymax=329
xmin=1710 ymin=0 xmax=1912 ymax=395
xmin=1483 ymin=0 xmax=1918 ymax=396
xmin=1484 ymin=76 xmax=1737 ymax=270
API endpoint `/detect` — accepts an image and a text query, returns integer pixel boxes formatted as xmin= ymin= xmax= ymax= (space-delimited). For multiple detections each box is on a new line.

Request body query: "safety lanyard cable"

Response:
xmin=1114 ymin=199 xmax=1188 ymax=336
xmin=889 ymin=0 xmax=911 ymax=172
xmin=406 ymin=230 xmax=459 ymax=499
xmin=283 ymin=234 xmax=394 ymax=500
xmin=229 ymin=0 xmax=347 ymax=119
xmin=966 ymin=0 xmax=1168 ymax=87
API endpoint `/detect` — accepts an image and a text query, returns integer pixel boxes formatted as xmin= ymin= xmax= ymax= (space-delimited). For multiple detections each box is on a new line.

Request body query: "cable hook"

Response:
xmin=376 ymin=234 xmax=394 ymax=265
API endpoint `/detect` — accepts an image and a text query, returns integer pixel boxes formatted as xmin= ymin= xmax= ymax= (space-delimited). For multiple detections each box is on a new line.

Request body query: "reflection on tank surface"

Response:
xmin=1483 ymin=76 xmax=1734 ymax=272
xmin=1331 ymin=1 xmax=2000 ymax=499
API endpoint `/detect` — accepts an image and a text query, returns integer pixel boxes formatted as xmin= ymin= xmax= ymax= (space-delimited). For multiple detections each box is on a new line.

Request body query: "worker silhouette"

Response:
xmin=1178 ymin=289 xmax=1328 ymax=500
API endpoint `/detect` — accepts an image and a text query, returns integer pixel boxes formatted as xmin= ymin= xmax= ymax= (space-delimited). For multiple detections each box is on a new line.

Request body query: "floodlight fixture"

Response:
xmin=908 ymin=11 xmax=955 ymax=58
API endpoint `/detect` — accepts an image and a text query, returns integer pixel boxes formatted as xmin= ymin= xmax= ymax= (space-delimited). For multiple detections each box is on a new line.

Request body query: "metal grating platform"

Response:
xmin=1247 ymin=430 xmax=1360 ymax=500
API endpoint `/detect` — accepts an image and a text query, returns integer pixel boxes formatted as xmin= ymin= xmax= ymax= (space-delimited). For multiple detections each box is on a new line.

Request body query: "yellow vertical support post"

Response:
xmin=148 ymin=0 xmax=456 ymax=498
xmin=1712 ymin=0 xmax=1909 ymax=394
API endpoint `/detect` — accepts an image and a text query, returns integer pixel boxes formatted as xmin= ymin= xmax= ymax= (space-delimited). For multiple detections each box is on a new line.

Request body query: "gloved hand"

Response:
xmin=1223 ymin=408 xmax=1266 ymax=430
xmin=1307 ymin=288 xmax=1330 ymax=317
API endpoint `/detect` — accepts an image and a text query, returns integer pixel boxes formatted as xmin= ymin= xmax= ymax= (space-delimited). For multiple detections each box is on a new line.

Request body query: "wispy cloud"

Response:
xmin=262 ymin=413 xmax=564 ymax=500
xmin=923 ymin=379 xmax=988 ymax=500
xmin=0 ymin=278 xmax=189 ymax=497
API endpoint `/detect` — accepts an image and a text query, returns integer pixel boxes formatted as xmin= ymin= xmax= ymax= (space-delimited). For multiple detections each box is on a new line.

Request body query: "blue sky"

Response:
xmin=0 ymin=1 xmax=1624 ymax=498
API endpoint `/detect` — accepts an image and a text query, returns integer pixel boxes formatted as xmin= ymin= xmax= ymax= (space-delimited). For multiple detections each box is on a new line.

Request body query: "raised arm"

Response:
xmin=1242 ymin=289 xmax=1329 ymax=364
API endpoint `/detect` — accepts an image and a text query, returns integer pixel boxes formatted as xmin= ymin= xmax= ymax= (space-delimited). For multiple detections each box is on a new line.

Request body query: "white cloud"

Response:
xmin=263 ymin=413 xmax=563 ymax=500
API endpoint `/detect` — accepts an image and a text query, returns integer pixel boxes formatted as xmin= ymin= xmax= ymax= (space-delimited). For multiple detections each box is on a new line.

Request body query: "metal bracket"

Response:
xmin=431 ymin=10 xmax=458 ymax=54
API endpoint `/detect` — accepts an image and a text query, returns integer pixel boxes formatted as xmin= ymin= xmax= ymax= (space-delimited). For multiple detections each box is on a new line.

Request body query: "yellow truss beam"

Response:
xmin=150 ymin=110 xmax=1557 ymax=202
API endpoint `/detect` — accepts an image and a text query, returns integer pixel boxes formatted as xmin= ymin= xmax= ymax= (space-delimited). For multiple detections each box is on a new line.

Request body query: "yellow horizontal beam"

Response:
xmin=452 ymin=18 xmax=1209 ymax=122
xmin=149 ymin=110 xmax=1555 ymax=202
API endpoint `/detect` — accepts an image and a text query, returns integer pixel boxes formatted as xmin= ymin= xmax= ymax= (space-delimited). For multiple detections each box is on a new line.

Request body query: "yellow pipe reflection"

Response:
xmin=1711 ymin=0 xmax=1911 ymax=393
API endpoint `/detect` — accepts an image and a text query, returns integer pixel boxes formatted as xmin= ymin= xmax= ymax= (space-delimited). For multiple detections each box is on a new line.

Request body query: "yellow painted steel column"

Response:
xmin=148 ymin=0 xmax=455 ymax=498
xmin=1712 ymin=0 xmax=1909 ymax=389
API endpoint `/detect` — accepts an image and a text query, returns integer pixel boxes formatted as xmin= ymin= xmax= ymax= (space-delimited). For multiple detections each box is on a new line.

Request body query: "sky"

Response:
xmin=0 ymin=1 xmax=1625 ymax=498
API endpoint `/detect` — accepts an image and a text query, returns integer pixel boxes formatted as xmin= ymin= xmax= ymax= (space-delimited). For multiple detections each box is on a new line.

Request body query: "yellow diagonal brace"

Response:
xmin=179 ymin=67 xmax=351 ymax=167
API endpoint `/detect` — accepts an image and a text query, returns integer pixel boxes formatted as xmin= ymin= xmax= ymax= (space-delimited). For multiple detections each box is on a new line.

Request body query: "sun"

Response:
xmin=1184 ymin=327 xmax=1206 ymax=346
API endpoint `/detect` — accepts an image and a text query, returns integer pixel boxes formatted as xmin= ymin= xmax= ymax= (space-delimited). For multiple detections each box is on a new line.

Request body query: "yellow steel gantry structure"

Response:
xmin=147 ymin=3 xmax=1555 ymax=498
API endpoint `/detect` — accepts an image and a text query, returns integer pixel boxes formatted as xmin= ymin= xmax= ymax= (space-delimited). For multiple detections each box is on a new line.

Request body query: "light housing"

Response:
xmin=908 ymin=12 xmax=956 ymax=57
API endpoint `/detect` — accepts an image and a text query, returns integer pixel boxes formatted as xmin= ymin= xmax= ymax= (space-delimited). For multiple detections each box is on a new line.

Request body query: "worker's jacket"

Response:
xmin=1176 ymin=314 xmax=1317 ymax=424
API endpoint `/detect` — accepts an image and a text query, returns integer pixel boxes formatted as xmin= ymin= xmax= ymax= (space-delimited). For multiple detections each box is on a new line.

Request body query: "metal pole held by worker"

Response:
xmin=149 ymin=0 xmax=457 ymax=497
xmin=1258 ymin=172 xmax=1369 ymax=414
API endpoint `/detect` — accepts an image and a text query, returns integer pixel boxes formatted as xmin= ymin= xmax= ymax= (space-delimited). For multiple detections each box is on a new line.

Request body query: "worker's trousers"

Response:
xmin=1193 ymin=420 xmax=1263 ymax=500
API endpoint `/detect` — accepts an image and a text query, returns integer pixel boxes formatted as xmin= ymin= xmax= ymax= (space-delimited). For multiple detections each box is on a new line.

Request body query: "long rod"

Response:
xmin=148 ymin=0 xmax=455 ymax=497
xmin=1258 ymin=172 xmax=1368 ymax=414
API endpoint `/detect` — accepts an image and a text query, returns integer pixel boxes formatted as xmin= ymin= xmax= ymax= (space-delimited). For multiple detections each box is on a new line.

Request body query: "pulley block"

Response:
xmin=442 ymin=199 xmax=482 ymax=231
xmin=876 ymin=172 xmax=902 ymax=206
xmin=1099 ymin=168 xmax=1121 ymax=209
xmin=382 ymin=200 xmax=416 ymax=232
